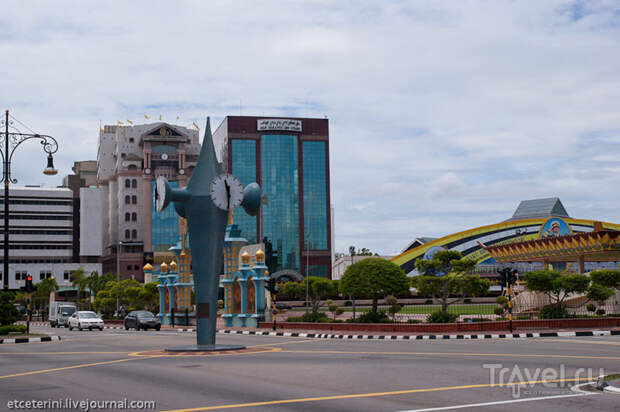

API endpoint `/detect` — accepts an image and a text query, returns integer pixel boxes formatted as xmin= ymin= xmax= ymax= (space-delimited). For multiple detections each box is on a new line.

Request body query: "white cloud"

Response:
xmin=1 ymin=1 xmax=620 ymax=255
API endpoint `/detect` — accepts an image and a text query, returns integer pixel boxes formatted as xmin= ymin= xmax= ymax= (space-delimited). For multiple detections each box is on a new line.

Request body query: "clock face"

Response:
xmin=161 ymin=153 xmax=168 ymax=160
xmin=154 ymin=176 xmax=168 ymax=212
xmin=210 ymin=174 xmax=244 ymax=211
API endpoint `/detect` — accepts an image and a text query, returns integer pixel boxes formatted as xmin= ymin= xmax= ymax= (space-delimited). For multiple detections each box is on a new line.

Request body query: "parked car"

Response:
xmin=275 ymin=303 xmax=292 ymax=310
xmin=49 ymin=302 xmax=77 ymax=328
xmin=68 ymin=311 xmax=104 ymax=331
xmin=124 ymin=311 xmax=161 ymax=331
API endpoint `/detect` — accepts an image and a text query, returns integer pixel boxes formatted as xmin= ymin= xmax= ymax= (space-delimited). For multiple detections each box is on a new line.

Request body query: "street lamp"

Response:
xmin=1 ymin=109 xmax=59 ymax=290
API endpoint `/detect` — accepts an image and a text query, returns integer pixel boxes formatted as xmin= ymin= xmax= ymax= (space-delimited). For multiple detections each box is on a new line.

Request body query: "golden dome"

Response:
xmin=143 ymin=263 xmax=154 ymax=272
xmin=241 ymin=251 xmax=250 ymax=264
xmin=160 ymin=262 xmax=168 ymax=272
xmin=180 ymin=250 xmax=187 ymax=257
xmin=169 ymin=261 xmax=177 ymax=271
xmin=255 ymin=249 xmax=265 ymax=262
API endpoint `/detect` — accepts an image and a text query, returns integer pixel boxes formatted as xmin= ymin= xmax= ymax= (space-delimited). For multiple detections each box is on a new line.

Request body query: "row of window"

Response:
xmin=0 ymin=199 xmax=72 ymax=205
xmin=0 ymin=230 xmax=72 ymax=235
xmin=1 ymin=259 xmax=68 ymax=264
xmin=0 ymin=215 xmax=72 ymax=220
xmin=125 ymin=212 xmax=138 ymax=222
xmin=125 ymin=229 xmax=138 ymax=240
xmin=125 ymin=195 xmax=138 ymax=204
xmin=6 ymin=245 xmax=72 ymax=249
xmin=126 ymin=265 xmax=141 ymax=271
xmin=125 ymin=179 xmax=138 ymax=188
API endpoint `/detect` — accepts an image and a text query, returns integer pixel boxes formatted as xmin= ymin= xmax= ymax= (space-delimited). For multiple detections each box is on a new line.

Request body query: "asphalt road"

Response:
xmin=0 ymin=325 xmax=619 ymax=411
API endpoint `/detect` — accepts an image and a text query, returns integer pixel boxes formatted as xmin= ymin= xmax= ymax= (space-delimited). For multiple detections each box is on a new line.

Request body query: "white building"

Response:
xmin=2 ymin=186 xmax=101 ymax=289
xmin=97 ymin=123 xmax=201 ymax=280
xmin=331 ymin=255 xmax=395 ymax=280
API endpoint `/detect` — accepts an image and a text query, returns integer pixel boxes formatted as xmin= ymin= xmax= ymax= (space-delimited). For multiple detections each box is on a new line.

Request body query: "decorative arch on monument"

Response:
xmin=246 ymin=276 xmax=256 ymax=314
xmin=232 ymin=279 xmax=241 ymax=314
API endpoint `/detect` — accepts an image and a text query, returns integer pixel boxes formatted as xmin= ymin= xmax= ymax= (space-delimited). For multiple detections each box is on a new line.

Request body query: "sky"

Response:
xmin=1 ymin=1 xmax=620 ymax=256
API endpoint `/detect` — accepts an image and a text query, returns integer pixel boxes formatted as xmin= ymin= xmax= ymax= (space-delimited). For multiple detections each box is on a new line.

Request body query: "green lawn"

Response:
xmin=316 ymin=304 xmax=496 ymax=315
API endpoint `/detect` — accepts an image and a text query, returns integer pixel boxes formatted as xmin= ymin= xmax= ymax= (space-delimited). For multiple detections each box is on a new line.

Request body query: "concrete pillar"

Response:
xmin=578 ymin=255 xmax=585 ymax=274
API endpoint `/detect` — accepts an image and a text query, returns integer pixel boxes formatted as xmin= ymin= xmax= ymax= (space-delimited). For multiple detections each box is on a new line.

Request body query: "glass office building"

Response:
xmin=151 ymin=180 xmax=179 ymax=252
xmin=214 ymin=116 xmax=332 ymax=278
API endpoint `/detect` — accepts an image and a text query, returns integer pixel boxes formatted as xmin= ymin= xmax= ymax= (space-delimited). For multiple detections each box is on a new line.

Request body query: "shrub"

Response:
xmin=0 ymin=292 xmax=20 ymax=326
xmin=425 ymin=299 xmax=433 ymax=304
xmin=0 ymin=324 xmax=27 ymax=335
xmin=344 ymin=300 xmax=353 ymax=306
xmin=586 ymin=304 xmax=596 ymax=313
xmin=493 ymin=307 xmax=505 ymax=316
xmin=516 ymin=315 xmax=530 ymax=320
xmin=539 ymin=306 xmax=569 ymax=319
xmin=495 ymin=296 xmax=508 ymax=307
xmin=463 ymin=298 xmax=471 ymax=304
xmin=469 ymin=318 xmax=493 ymax=323
xmin=406 ymin=319 xmax=422 ymax=324
xmin=426 ymin=311 xmax=458 ymax=323
xmin=596 ymin=309 xmax=606 ymax=316
xmin=354 ymin=310 xmax=390 ymax=323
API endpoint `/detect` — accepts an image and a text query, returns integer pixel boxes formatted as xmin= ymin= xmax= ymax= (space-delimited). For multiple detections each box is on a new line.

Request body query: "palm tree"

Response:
xmin=33 ymin=277 xmax=58 ymax=312
xmin=71 ymin=268 xmax=89 ymax=309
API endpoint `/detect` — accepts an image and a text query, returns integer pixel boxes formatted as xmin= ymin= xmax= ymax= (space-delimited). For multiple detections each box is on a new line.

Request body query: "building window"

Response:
xmin=39 ymin=271 xmax=52 ymax=280
xmin=134 ymin=265 xmax=139 ymax=271
xmin=132 ymin=179 xmax=137 ymax=188
xmin=125 ymin=229 xmax=130 ymax=239
xmin=261 ymin=134 xmax=299 ymax=271
xmin=125 ymin=195 xmax=130 ymax=204
xmin=125 ymin=179 xmax=131 ymax=188
xmin=64 ymin=270 xmax=71 ymax=281
xmin=15 ymin=271 xmax=27 ymax=281
xmin=125 ymin=212 xmax=130 ymax=222
xmin=132 ymin=212 xmax=137 ymax=222
xmin=131 ymin=230 xmax=137 ymax=239
xmin=128 ymin=164 xmax=137 ymax=170
xmin=302 ymin=141 xmax=328 ymax=250
xmin=231 ymin=140 xmax=257 ymax=243
xmin=126 ymin=265 xmax=132 ymax=271
xmin=132 ymin=195 xmax=137 ymax=204
xmin=306 ymin=265 xmax=328 ymax=278
xmin=129 ymin=138 xmax=134 ymax=143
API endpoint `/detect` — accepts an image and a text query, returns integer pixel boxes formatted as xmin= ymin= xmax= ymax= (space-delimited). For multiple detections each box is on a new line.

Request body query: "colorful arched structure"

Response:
xmin=391 ymin=198 xmax=620 ymax=274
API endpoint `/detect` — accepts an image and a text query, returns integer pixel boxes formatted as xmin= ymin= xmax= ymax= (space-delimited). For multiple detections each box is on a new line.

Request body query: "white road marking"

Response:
xmin=396 ymin=392 xmax=597 ymax=411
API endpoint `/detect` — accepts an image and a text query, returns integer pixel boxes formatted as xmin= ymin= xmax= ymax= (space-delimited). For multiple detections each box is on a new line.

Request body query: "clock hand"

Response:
xmin=224 ymin=180 xmax=230 ymax=210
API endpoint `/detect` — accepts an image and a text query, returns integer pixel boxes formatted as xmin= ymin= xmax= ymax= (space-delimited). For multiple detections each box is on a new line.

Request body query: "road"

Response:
xmin=0 ymin=325 xmax=618 ymax=411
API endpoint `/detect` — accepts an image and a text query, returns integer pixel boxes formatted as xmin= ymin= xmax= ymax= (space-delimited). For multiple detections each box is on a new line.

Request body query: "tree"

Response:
xmin=590 ymin=270 xmax=620 ymax=290
xmin=386 ymin=295 xmax=402 ymax=321
xmin=301 ymin=277 xmax=337 ymax=314
xmin=340 ymin=258 xmax=410 ymax=313
xmin=71 ymin=267 xmax=89 ymax=309
xmin=280 ymin=282 xmax=304 ymax=300
xmin=33 ymin=277 xmax=58 ymax=310
xmin=412 ymin=250 xmax=488 ymax=315
xmin=0 ymin=291 xmax=19 ymax=326
xmin=139 ymin=282 xmax=159 ymax=312
xmin=86 ymin=272 xmax=116 ymax=299
xmin=348 ymin=246 xmax=375 ymax=256
xmin=523 ymin=270 xmax=613 ymax=316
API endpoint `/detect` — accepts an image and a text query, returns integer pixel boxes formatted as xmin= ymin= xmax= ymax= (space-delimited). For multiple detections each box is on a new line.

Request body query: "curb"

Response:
xmin=175 ymin=329 xmax=620 ymax=340
xmin=0 ymin=336 xmax=61 ymax=344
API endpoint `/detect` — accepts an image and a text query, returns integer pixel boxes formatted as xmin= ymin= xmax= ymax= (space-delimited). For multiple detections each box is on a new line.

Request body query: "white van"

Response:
xmin=49 ymin=302 xmax=77 ymax=328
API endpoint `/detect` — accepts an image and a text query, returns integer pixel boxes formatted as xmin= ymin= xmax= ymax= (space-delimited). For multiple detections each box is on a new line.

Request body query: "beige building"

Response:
xmin=97 ymin=123 xmax=201 ymax=280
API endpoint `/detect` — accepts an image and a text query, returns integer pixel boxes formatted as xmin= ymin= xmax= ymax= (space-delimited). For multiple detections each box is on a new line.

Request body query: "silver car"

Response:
xmin=68 ymin=311 xmax=104 ymax=331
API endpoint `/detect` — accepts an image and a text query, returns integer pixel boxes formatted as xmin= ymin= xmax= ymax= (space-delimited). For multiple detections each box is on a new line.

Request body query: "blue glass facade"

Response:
xmin=306 ymin=264 xmax=329 ymax=278
xmin=302 ymin=141 xmax=328 ymax=250
xmin=261 ymin=135 xmax=299 ymax=272
xmin=231 ymin=140 xmax=257 ymax=243
xmin=151 ymin=180 xmax=179 ymax=252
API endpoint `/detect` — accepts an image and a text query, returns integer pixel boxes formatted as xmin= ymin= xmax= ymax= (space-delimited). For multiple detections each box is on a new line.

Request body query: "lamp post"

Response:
xmin=1 ymin=109 xmax=59 ymax=290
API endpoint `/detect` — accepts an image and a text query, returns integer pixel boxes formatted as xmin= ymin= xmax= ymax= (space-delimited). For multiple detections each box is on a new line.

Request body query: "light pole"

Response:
xmin=1 ymin=109 xmax=59 ymax=290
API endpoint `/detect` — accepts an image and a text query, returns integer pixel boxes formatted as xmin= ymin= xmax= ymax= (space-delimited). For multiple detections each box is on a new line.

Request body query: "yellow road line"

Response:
xmin=161 ymin=377 xmax=594 ymax=412
xmin=0 ymin=351 xmax=130 ymax=355
xmin=0 ymin=356 xmax=161 ymax=379
xmin=544 ymin=339 xmax=620 ymax=346
xmin=248 ymin=339 xmax=311 ymax=348
xmin=278 ymin=349 xmax=620 ymax=361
